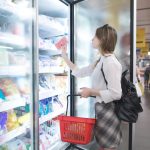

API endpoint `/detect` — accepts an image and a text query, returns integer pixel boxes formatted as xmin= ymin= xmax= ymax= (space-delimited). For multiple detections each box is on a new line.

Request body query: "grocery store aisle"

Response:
xmin=133 ymin=90 xmax=150 ymax=150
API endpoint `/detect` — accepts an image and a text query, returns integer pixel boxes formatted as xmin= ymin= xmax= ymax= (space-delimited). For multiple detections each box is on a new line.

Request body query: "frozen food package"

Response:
xmin=0 ymin=79 xmax=20 ymax=97
xmin=55 ymin=36 xmax=67 ymax=49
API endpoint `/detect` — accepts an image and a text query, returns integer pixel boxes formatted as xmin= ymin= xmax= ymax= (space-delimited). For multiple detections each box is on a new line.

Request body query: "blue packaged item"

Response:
xmin=47 ymin=97 xmax=53 ymax=113
xmin=39 ymin=101 xmax=42 ymax=117
xmin=52 ymin=95 xmax=63 ymax=108
xmin=40 ymin=99 xmax=49 ymax=115
xmin=39 ymin=102 xmax=44 ymax=117
xmin=0 ymin=89 xmax=5 ymax=100
xmin=0 ymin=112 xmax=7 ymax=130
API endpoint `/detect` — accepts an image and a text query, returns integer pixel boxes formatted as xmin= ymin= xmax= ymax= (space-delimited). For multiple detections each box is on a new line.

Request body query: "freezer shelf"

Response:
xmin=39 ymin=108 xmax=65 ymax=124
xmin=48 ymin=140 xmax=68 ymax=150
xmin=39 ymin=48 xmax=61 ymax=56
xmin=39 ymin=23 xmax=66 ymax=39
xmin=39 ymin=66 xmax=66 ymax=74
xmin=0 ymin=98 xmax=26 ymax=112
xmin=39 ymin=90 xmax=62 ymax=100
xmin=0 ymin=2 xmax=18 ymax=17
xmin=0 ymin=32 xmax=26 ymax=49
xmin=0 ymin=124 xmax=29 ymax=145
xmin=0 ymin=66 xmax=27 ymax=77
xmin=0 ymin=1 xmax=30 ymax=21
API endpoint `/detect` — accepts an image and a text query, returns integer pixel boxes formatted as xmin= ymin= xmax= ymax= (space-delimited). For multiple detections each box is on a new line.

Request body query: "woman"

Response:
xmin=61 ymin=24 xmax=122 ymax=150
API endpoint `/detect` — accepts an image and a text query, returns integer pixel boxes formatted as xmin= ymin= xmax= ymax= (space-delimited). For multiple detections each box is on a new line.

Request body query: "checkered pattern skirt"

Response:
xmin=94 ymin=102 xmax=122 ymax=148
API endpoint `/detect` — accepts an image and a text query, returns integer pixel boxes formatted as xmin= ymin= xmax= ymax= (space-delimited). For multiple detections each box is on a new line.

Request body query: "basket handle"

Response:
xmin=66 ymin=94 xmax=96 ymax=115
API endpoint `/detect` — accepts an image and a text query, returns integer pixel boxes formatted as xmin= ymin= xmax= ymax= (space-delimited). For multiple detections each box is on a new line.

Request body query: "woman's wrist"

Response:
xmin=61 ymin=52 xmax=67 ymax=58
xmin=90 ymin=88 xmax=100 ymax=97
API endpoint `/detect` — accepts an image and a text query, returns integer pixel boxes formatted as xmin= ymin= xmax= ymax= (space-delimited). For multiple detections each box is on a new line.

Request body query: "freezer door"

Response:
xmin=73 ymin=0 xmax=131 ymax=149
xmin=38 ymin=0 xmax=70 ymax=149
xmin=0 ymin=0 xmax=34 ymax=149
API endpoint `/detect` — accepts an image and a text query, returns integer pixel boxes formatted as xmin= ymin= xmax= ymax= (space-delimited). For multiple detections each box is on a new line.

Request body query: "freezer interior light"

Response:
xmin=17 ymin=8 xmax=33 ymax=20
xmin=0 ymin=45 xmax=13 ymax=50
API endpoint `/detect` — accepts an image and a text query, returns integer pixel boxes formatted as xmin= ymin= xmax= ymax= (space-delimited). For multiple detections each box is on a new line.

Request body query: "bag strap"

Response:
xmin=101 ymin=63 xmax=108 ymax=87
xmin=101 ymin=54 xmax=119 ymax=86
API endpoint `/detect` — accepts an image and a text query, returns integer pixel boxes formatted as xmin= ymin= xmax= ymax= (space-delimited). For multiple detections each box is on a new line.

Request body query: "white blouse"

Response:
xmin=72 ymin=54 xmax=122 ymax=103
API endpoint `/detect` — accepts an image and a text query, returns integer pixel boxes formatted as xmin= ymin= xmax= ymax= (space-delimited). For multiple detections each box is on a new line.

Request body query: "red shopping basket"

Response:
xmin=58 ymin=115 xmax=95 ymax=144
xmin=58 ymin=94 xmax=96 ymax=145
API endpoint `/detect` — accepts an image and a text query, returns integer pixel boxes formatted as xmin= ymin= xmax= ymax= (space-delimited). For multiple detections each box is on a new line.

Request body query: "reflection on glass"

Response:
xmin=74 ymin=0 xmax=130 ymax=149
xmin=38 ymin=0 xmax=69 ymax=149
xmin=0 ymin=0 xmax=33 ymax=149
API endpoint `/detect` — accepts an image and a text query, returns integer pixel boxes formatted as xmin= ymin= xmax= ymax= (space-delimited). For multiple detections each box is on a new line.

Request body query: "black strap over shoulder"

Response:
xmin=101 ymin=63 xmax=108 ymax=87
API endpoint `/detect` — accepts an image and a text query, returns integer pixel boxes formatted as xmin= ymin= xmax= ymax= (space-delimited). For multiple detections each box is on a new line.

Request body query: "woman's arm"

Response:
xmin=61 ymin=46 xmax=76 ymax=70
xmin=99 ymin=62 xmax=122 ymax=103
xmin=61 ymin=46 xmax=95 ymax=78
xmin=79 ymin=87 xmax=100 ymax=98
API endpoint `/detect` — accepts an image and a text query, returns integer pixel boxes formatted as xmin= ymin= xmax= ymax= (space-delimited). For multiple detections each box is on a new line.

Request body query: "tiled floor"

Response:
xmin=67 ymin=90 xmax=150 ymax=150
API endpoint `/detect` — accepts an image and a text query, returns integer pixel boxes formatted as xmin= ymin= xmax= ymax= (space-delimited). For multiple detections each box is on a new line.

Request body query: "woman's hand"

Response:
xmin=60 ymin=45 xmax=67 ymax=56
xmin=60 ymin=44 xmax=76 ymax=70
xmin=79 ymin=87 xmax=92 ymax=98
xmin=79 ymin=87 xmax=100 ymax=98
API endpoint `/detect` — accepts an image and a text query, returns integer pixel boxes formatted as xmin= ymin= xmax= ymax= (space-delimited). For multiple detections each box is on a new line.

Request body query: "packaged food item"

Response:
xmin=8 ymin=51 xmax=27 ymax=65
xmin=39 ymin=133 xmax=50 ymax=150
xmin=16 ymin=78 xmax=30 ymax=95
xmin=6 ymin=139 xmax=26 ymax=150
xmin=55 ymin=76 xmax=68 ymax=93
xmin=0 ymin=89 xmax=6 ymax=101
xmin=39 ymin=75 xmax=50 ymax=91
xmin=0 ymin=112 xmax=7 ymax=135
xmin=39 ymin=102 xmax=44 ymax=117
xmin=39 ymin=99 xmax=49 ymax=116
xmin=39 ymin=97 xmax=54 ymax=117
xmin=47 ymin=97 xmax=53 ymax=113
xmin=39 ymin=37 xmax=57 ymax=50
xmin=39 ymin=15 xmax=65 ymax=37
xmin=6 ymin=111 xmax=19 ymax=131
xmin=55 ymin=36 xmax=67 ymax=49
xmin=0 ymin=79 xmax=20 ymax=97
xmin=19 ymin=136 xmax=31 ymax=150
xmin=0 ymin=49 xmax=9 ymax=65
xmin=39 ymin=55 xmax=50 ymax=68
xmin=0 ymin=145 xmax=8 ymax=150
xmin=52 ymin=95 xmax=63 ymax=109
xmin=18 ymin=113 xmax=30 ymax=124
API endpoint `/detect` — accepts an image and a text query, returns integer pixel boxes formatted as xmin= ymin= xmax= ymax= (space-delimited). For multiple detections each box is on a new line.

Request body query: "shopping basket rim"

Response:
xmin=58 ymin=115 xmax=96 ymax=124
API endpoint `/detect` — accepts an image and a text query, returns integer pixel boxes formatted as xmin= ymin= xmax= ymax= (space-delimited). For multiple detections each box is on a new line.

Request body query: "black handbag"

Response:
xmin=101 ymin=64 xmax=143 ymax=123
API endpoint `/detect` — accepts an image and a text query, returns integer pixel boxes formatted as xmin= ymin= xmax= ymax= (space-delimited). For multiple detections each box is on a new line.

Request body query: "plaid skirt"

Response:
xmin=94 ymin=102 xmax=122 ymax=148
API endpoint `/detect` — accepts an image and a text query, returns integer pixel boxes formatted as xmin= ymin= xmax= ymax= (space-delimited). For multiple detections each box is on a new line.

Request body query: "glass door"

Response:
xmin=74 ymin=0 xmax=131 ymax=149
xmin=0 ymin=0 xmax=34 ymax=150
xmin=38 ymin=0 xmax=70 ymax=149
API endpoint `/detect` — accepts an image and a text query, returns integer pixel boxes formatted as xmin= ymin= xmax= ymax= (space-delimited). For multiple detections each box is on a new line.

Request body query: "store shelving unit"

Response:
xmin=0 ymin=32 xmax=26 ymax=49
xmin=0 ymin=66 xmax=27 ymax=76
xmin=39 ymin=24 xmax=66 ymax=39
xmin=39 ymin=48 xmax=61 ymax=56
xmin=39 ymin=108 xmax=66 ymax=124
xmin=39 ymin=66 xmax=66 ymax=74
xmin=49 ymin=139 xmax=68 ymax=150
xmin=0 ymin=125 xmax=28 ymax=145
xmin=0 ymin=98 xmax=26 ymax=112
xmin=37 ymin=1 xmax=69 ymax=149
xmin=0 ymin=1 xmax=33 ymax=149
xmin=39 ymin=90 xmax=62 ymax=100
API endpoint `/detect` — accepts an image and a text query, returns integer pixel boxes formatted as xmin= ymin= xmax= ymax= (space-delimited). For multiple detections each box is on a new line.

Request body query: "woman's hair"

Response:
xmin=96 ymin=24 xmax=117 ymax=53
